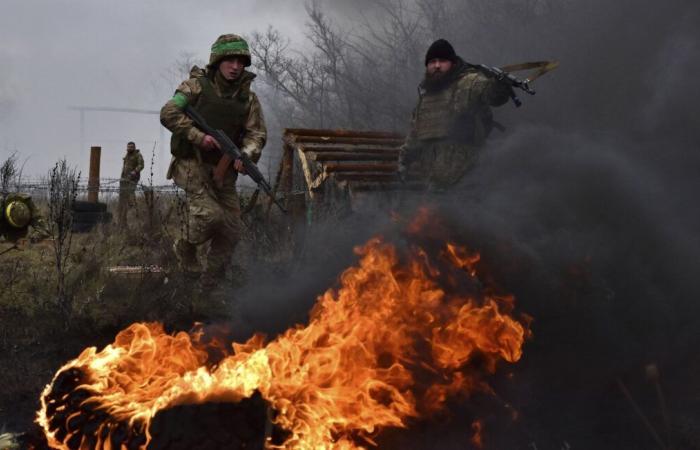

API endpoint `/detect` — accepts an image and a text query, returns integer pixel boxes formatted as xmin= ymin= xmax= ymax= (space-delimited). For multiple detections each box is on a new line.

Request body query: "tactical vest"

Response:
xmin=171 ymin=76 xmax=249 ymax=162
xmin=122 ymin=151 xmax=142 ymax=179
xmin=413 ymin=71 xmax=491 ymax=145
xmin=413 ymin=82 xmax=459 ymax=141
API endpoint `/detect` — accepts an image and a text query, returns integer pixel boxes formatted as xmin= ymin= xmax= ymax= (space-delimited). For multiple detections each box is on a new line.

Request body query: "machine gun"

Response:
xmin=184 ymin=105 xmax=287 ymax=214
xmin=470 ymin=60 xmax=559 ymax=107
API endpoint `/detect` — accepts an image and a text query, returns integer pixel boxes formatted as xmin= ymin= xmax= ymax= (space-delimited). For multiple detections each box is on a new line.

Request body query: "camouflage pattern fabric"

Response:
xmin=160 ymin=67 xmax=266 ymax=162
xmin=400 ymin=58 xmax=510 ymax=189
xmin=161 ymin=35 xmax=266 ymax=283
xmin=118 ymin=149 xmax=144 ymax=227
xmin=117 ymin=179 xmax=137 ymax=227
xmin=170 ymin=158 xmax=242 ymax=277
xmin=0 ymin=193 xmax=50 ymax=241
xmin=121 ymin=149 xmax=144 ymax=179
xmin=208 ymin=34 xmax=252 ymax=68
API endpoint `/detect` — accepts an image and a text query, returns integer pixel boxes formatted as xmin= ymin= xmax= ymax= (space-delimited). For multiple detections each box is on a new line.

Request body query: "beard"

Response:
xmin=422 ymin=64 xmax=460 ymax=91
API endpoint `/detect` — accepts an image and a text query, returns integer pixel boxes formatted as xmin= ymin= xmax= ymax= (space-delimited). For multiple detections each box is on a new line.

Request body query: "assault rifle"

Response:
xmin=184 ymin=105 xmax=287 ymax=214
xmin=469 ymin=61 xmax=559 ymax=107
xmin=472 ymin=64 xmax=535 ymax=108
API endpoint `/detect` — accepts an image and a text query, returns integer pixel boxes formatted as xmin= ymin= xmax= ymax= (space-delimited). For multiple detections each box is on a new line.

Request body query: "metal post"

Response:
xmin=88 ymin=146 xmax=101 ymax=203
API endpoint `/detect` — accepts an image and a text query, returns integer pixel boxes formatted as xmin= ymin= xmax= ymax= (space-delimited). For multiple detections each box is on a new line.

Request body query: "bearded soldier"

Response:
xmin=117 ymin=141 xmax=144 ymax=227
xmin=399 ymin=39 xmax=511 ymax=189
xmin=160 ymin=34 xmax=266 ymax=287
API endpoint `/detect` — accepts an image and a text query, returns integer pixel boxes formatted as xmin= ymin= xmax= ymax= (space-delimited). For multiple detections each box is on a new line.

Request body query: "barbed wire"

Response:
xmin=10 ymin=178 xmax=263 ymax=198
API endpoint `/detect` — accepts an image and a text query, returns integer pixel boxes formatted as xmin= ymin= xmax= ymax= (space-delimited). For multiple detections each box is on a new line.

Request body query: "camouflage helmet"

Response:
xmin=209 ymin=34 xmax=251 ymax=68
xmin=4 ymin=199 xmax=31 ymax=229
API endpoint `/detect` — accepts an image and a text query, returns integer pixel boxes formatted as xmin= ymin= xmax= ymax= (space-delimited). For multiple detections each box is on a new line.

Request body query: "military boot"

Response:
xmin=197 ymin=263 xmax=227 ymax=293
xmin=173 ymin=239 xmax=200 ymax=279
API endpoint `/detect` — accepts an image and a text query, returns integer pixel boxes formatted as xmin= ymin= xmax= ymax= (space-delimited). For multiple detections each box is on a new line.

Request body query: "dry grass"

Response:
xmin=0 ymin=188 xmax=292 ymax=431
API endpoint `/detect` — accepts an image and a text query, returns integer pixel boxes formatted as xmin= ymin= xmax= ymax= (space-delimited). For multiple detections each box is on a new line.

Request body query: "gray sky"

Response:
xmin=0 ymin=0 xmax=318 ymax=182
xmin=2 ymin=0 xmax=696 ymax=184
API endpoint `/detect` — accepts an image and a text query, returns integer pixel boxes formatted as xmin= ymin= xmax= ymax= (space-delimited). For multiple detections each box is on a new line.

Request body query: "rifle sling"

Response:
xmin=500 ymin=61 xmax=560 ymax=83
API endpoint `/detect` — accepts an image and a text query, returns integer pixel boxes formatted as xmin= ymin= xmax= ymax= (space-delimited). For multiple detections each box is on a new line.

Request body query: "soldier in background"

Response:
xmin=117 ymin=141 xmax=144 ymax=228
xmin=399 ymin=39 xmax=511 ymax=190
xmin=160 ymin=34 xmax=267 ymax=288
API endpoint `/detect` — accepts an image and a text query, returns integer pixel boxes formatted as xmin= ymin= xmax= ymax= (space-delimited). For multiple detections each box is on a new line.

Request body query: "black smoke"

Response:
xmin=234 ymin=0 xmax=700 ymax=448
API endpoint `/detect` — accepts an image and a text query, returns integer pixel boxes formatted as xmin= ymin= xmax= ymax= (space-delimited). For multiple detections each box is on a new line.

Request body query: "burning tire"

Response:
xmin=37 ymin=214 xmax=530 ymax=449
xmin=147 ymin=397 xmax=269 ymax=450
xmin=39 ymin=365 xmax=274 ymax=450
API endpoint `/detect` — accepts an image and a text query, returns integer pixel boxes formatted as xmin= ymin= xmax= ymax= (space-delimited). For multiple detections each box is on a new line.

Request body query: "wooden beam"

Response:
xmin=349 ymin=182 xmax=426 ymax=192
xmin=310 ymin=152 xmax=399 ymax=162
xmin=300 ymin=145 xmax=401 ymax=153
xmin=324 ymin=163 xmax=398 ymax=173
xmin=283 ymin=128 xmax=403 ymax=140
xmin=334 ymin=172 xmax=399 ymax=182
xmin=293 ymin=136 xmax=405 ymax=146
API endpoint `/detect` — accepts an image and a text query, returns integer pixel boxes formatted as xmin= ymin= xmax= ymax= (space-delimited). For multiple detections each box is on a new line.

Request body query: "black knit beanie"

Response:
xmin=425 ymin=39 xmax=457 ymax=66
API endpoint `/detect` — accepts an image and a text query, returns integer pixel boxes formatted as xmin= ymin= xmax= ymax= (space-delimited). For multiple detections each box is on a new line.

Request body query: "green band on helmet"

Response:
xmin=211 ymin=40 xmax=249 ymax=54
xmin=171 ymin=92 xmax=188 ymax=109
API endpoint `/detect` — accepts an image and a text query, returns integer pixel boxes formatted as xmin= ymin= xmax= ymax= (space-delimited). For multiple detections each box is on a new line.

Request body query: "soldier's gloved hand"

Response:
xmin=200 ymin=135 xmax=221 ymax=152
xmin=233 ymin=158 xmax=247 ymax=174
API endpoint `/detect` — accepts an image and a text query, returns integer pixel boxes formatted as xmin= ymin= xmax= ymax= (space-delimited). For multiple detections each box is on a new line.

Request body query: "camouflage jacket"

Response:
xmin=401 ymin=59 xmax=510 ymax=157
xmin=121 ymin=150 xmax=144 ymax=179
xmin=160 ymin=66 xmax=267 ymax=161
xmin=398 ymin=58 xmax=511 ymax=188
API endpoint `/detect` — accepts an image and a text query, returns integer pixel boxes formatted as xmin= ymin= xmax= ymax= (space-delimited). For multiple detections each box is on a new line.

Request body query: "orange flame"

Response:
xmin=471 ymin=419 xmax=484 ymax=448
xmin=38 ymin=233 xmax=528 ymax=449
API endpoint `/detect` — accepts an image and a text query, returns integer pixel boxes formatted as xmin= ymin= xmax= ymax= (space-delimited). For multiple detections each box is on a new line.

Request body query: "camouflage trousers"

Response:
xmin=170 ymin=157 xmax=242 ymax=277
xmin=406 ymin=141 xmax=481 ymax=190
xmin=118 ymin=179 xmax=137 ymax=226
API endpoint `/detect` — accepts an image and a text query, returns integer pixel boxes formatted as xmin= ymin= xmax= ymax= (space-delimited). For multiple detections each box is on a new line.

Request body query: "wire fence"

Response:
xmin=10 ymin=177 xmax=261 ymax=202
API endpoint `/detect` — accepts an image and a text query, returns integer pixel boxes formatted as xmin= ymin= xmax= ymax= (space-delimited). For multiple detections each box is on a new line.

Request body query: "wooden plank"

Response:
xmin=300 ymin=145 xmax=401 ymax=153
xmin=324 ymin=163 xmax=398 ymax=173
xmin=334 ymin=172 xmax=399 ymax=182
xmin=310 ymin=152 xmax=399 ymax=162
xmin=284 ymin=128 xmax=403 ymax=140
xmin=349 ymin=182 xmax=426 ymax=192
xmin=293 ymin=135 xmax=405 ymax=146
xmin=296 ymin=147 xmax=318 ymax=198
xmin=281 ymin=143 xmax=294 ymax=194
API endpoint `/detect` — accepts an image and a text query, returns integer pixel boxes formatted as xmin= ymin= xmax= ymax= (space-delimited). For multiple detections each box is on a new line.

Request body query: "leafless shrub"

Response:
xmin=0 ymin=153 xmax=18 ymax=194
xmin=47 ymin=159 xmax=80 ymax=317
xmin=142 ymin=142 xmax=159 ymax=234
xmin=250 ymin=0 xmax=561 ymax=132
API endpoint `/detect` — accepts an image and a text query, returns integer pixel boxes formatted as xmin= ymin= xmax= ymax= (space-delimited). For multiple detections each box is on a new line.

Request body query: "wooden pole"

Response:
xmin=88 ymin=146 xmax=101 ymax=203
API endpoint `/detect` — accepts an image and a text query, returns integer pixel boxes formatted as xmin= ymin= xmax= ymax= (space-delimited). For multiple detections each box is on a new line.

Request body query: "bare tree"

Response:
xmin=151 ymin=51 xmax=207 ymax=102
xmin=47 ymin=159 xmax=80 ymax=317
xmin=250 ymin=1 xmax=426 ymax=131
xmin=0 ymin=153 xmax=18 ymax=194
xmin=164 ymin=51 xmax=207 ymax=87
xmin=249 ymin=0 xmax=561 ymax=133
